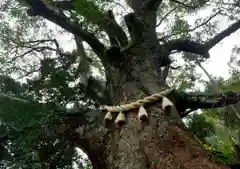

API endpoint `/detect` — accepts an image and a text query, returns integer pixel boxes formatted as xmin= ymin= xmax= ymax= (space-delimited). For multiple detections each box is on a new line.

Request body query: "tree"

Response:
xmin=187 ymin=59 xmax=240 ymax=167
xmin=1 ymin=0 xmax=240 ymax=168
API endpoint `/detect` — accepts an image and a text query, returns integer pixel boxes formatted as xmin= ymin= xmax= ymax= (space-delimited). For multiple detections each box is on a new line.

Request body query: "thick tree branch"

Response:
xmin=127 ymin=0 xmax=162 ymax=35
xmin=205 ymin=19 xmax=240 ymax=49
xmin=173 ymin=90 xmax=240 ymax=117
xmin=160 ymin=16 xmax=240 ymax=63
xmin=41 ymin=1 xmax=129 ymax=48
xmin=169 ymin=0 xmax=193 ymax=8
xmin=26 ymin=0 xmax=129 ymax=70
xmin=34 ymin=104 xmax=108 ymax=169
xmin=141 ymin=0 xmax=163 ymax=11
xmin=50 ymin=107 xmax=108 ymax=169
xmin=105 ymin=10 xmax=128 ymax=48
xmin=25 ymin=0 xmax=107 ymax=63
xmin=124 ymin=13 xmax=144 ymax=44
xmin=51 ymin=0 xmax=74 ymax=11
xmin=165 ymin=40 xmax=210 ymax=58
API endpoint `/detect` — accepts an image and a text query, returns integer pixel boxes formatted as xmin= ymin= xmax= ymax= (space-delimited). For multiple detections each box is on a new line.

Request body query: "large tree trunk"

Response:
xmin=101 ymin=90 xmax=229 ymax=169
xmin=83 ymin=46 xmax=230 ymax=169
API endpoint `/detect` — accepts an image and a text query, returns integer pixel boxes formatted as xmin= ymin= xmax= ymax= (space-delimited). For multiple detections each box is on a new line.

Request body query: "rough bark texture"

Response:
xmin=104 ymin=108 xmax=228 ymax=169
xmin=94 ymin=83 xmax=230 ymax=169
xmin=85 ymin=47 xmax=230 ymax=169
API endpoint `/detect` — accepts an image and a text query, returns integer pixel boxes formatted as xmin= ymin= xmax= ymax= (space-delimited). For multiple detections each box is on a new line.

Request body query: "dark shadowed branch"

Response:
xmin=169 ymin=0 xmax=193 ymax=8
xmin=105 ymin=10 xmax=129 ymax=48
xmin=205 ymin=19 xmax=240 ymax=49
xmin=35 ymin=105 xmax=107 ymax=168
xmin=165 ymin=40 xmax=210 ymax=58
xmin=51 ymin=0 xmax=74 ymax=11
xmin=48 ymin=1 xmax=129 ymax=48
xmin=124 ymin=13 xmax=144 ymax=44
xmin=141 ymin=0 xmax=163 ymax=11
xmin=51 ymin=2 xmax=129 ymax=48
xmin=163 ymin=18 xmax=240 ymax=59
xmin=25 ymin=0 xmax=107 ymax=63
xmin=25 ymin=0 xmax=131 ymax=69
xmin=173 ymin=90 xmax=240 ymax=117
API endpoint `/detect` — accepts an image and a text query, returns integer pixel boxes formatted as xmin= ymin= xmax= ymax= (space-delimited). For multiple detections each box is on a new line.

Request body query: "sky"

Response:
xmin=185 ymin=11 xmax=240 ymax=83
xmin=201 ymin=31 xmax=240 ymax=77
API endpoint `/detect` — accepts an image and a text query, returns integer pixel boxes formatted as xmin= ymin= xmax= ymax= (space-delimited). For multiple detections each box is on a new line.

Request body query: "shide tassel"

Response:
xmin=162 ymin=97 xmax=173 ymax=115
xmin=104 ymin=111 xmax=113 ymax=121
xmin=114 ymin=111 xmax=126 ymax=126
xmin=138 ymin=105 xmax=149 ymax=122
xmin=104 ymin=111 xmax=113 ymax=127
xmin=102 ymin=89 xmax=175 ymax=128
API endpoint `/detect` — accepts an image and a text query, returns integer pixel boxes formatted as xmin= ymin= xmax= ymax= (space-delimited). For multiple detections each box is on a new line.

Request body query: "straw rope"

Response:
xmin=104 ymin=88 xmax=174 ymax=112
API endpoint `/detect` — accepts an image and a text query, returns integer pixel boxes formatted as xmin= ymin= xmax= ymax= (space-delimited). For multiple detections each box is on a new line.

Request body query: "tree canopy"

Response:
xmin=0 ymin=0 xmax=240 ymax=168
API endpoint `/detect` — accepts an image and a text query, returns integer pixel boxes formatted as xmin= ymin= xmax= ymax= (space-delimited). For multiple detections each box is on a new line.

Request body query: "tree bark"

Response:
xmin=84 ymin=48 xmax=230 ymax=169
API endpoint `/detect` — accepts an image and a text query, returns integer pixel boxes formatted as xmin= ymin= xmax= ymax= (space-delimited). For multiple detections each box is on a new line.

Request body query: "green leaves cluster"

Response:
xmin=186 ymin=71 xmax=240 ymax=165
xmin=186 ymin=113 xmax=215 ymax=142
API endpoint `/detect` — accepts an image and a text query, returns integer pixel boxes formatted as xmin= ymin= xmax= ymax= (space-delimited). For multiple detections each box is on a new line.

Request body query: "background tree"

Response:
xmin=0 ymin=0 xmax=240 ymax=168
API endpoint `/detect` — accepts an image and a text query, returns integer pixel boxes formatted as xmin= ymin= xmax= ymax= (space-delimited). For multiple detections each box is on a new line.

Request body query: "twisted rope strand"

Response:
xmin=104 ymin=88 xmax=174 ymax=112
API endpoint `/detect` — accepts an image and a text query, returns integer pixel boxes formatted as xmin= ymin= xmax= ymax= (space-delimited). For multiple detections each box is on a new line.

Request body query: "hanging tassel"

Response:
xmin=104 ymin=111 xmax=113 ymax=121
xmin=104 ymin=112 xmax=113 ymax=127
xmin=162 ymin=97 xmax=173 ymax=115
xmin=138 ymin=105 xmax=148 ymax=122
xmin=114 ymin=111 xmax=126 ymax=125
